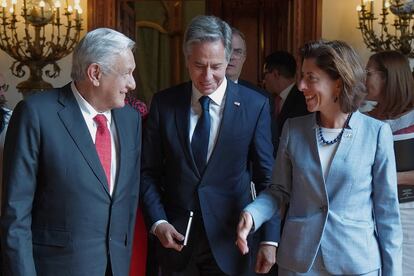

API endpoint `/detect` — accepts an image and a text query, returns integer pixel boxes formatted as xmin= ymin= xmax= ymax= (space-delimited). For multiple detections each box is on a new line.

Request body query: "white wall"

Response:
xmin=0 ymin=1 xmax=87 ymax=109
xmin=322 ymin=0 xmax=377 ymax=64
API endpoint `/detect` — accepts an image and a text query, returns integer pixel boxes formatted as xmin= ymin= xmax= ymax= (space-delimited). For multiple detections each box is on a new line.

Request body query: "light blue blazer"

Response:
xmin=246 ymin=111 xmax=402 ymax=275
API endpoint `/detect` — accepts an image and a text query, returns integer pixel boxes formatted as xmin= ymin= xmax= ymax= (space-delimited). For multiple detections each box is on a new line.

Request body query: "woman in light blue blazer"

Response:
xmin=237 ymin=40 xmax=403 ymax=275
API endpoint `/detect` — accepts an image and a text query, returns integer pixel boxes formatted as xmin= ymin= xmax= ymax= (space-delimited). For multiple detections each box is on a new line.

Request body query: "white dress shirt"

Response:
xmin=189 ymin=78 xmax=227 ymax=162
xmin=278 ymin=82 xmax=295 ymax=110
xmin=71 ymin=82 xmax=119 ymax=196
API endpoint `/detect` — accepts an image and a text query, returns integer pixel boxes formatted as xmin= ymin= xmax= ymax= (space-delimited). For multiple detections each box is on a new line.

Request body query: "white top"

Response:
xmin=317 ymin=127 xmax=341 ymax=181
xmin=71 ymin=82 xmax=119 ymax=196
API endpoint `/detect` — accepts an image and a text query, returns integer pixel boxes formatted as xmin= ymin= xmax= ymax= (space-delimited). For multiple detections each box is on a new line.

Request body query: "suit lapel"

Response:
xmin=308 ymin=114 xmax=325 ymax=183
xmin=112 ymin=108 xmax=128 ymax=197
xmin=57 ymin=85 xmax=111 ymax=196
xmin=325 ymin=112 xmax=359 ymax=184
xmin=175 ymin=83 xmax=199 ymax=175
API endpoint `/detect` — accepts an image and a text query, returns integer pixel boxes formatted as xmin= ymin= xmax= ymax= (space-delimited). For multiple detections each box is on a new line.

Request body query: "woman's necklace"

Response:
xmin=318 ymin=112 xmax=353 ymax=145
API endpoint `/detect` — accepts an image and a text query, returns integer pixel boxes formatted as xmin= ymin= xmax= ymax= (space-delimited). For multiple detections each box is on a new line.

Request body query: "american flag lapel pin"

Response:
xmin=234 ymin=101 xmax=240 ymax=106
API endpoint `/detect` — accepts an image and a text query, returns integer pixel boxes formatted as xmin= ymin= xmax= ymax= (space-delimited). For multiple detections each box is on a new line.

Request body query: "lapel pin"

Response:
xmin=344 ymin=133 xmax=352 ymax=138
xmin=234 ymin=101 xmax=240 ymax=106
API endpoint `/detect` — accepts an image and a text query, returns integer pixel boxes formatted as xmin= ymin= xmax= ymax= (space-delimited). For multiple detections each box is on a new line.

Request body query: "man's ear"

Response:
xmin=87 ymin=63 xmax=102 ymax=87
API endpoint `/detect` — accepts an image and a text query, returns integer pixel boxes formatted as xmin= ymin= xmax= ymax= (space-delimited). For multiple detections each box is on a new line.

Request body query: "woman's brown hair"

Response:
xmin=368 ymin=50 xmax=414 ymax=119
xmin=300 ymin=40 xmax=367 ymax=113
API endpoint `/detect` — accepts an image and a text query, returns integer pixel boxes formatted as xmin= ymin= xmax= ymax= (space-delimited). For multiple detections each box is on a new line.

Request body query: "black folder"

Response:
xmin=394 ymin=137 xmax=414 ymax=172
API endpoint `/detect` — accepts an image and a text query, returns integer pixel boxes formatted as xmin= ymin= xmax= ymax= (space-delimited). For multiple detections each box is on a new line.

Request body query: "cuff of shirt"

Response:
xmin=150 ymin=219 xmax=168 ymax=235
xmin=260 ymin=241 xmax=278 ymax=247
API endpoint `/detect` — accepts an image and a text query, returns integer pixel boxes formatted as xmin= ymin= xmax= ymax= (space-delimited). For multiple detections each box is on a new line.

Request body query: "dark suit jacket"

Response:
xmin=140 ymin=80 xmax=276 ymax=275
xmin=238 ymin=79 xmax=269 ymax=98
xmin=1 ymin=84 xmax=141 ymax=276
xmin=270 ymin=85 xmax=309 ymax=154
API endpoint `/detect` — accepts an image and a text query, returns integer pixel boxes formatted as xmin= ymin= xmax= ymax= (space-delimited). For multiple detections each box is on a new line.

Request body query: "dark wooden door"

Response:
xmin=207 ymin=0 xmax=322 ymax=86
xmin=87 ymin=0 xmax=321 ymax=98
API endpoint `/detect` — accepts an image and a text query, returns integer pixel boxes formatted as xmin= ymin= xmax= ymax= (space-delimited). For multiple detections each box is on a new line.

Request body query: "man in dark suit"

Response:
xmin=225 ymin=27 xmax=268 ymax=95
xmin=263 ymin=51 xmax=310 ymax=154
xmin=141 ymin=16 xmax=276 ymax=275
xmin=1 ymin=28 xmax=141 ymax=276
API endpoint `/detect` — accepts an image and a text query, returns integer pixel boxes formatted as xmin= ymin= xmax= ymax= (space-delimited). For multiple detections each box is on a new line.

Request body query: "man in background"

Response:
xmin=226 ymin=27 xmax=247 ymax=84
xmin=1 ymin=28 xmax=141 ymax=275
xmin=141 ymin=16 xmax=277 ymax=275
xmin=226 ymin=27 xmax=267 ymax=93
xmin=263 ymin=51 xmax=309 ymax=154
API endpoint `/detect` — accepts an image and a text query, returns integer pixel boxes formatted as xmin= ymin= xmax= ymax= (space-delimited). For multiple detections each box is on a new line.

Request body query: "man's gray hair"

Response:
xmin=71 ymin=28 xmax=135 ymax=81
xmin=183 ymin=15 xmax=232 ymax=62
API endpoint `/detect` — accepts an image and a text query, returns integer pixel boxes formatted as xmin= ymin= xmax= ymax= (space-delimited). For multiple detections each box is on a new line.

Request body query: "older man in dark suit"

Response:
xmin=141 ymin=16 xmax=276 ymax=275
xmin=1 ymin=28 xmax=141 ymax=276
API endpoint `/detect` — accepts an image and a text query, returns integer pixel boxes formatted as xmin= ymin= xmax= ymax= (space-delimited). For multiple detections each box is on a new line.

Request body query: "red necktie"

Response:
xmin=94 ymin=114 xmax=111 ymax=190
xmin=274 ymin=95 xmax=282 ymax=115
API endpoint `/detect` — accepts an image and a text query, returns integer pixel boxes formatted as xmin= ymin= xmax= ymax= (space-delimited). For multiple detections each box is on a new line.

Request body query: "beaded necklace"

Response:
xmin=318 ymin=112 xmax=352 ymax=145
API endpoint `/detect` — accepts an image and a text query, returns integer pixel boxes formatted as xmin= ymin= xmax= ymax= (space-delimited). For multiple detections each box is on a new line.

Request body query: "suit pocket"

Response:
xmin=32 ymin=228 xmax=71 ymax=247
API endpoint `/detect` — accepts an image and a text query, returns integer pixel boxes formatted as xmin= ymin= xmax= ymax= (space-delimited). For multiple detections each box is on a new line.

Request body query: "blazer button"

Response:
xmin=320 ymin=205 xmax=328 ymax=212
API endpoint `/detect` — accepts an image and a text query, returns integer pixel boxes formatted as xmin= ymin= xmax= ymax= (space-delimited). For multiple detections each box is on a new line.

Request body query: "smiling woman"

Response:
xmin=237 ymin=40 xmax=403 ymax=276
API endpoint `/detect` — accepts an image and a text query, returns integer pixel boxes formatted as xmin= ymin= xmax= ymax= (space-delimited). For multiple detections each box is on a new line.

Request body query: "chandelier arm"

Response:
xmin=62 ymin=15 xmax=73 ymax=50
xmin=10 ymin=60 xmax=27 ymax=78
xmin=44 ymin=61 xmax=61 ymax=78
xmin=0 ymin=19 xmax=9 ymax=53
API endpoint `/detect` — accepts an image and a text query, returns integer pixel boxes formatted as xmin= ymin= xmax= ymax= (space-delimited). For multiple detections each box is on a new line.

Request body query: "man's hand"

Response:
xmin=255 ymin=244 xmax=277 ymax=274
xmin=236 ymin=211 xmax=253 ymax=255
xmin=154 ymin=222 xmax=184 ymax=252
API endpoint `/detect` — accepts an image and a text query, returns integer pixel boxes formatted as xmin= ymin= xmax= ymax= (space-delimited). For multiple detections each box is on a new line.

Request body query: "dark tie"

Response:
xmin=191 ymin=96 xmax=211 ymax=174
xmin=0 ymin=108 xmax=5 ymax=133
xmin=274 ymin=95 xmax=282 ymax=114
xmin=94 ymin=114 xmax=112 ymax=190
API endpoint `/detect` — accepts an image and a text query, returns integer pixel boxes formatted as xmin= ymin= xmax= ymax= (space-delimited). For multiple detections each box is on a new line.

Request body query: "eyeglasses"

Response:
xmin=365 ymin=69 xmax=385 ymax=77
xmin=0 ymin=84 xmax=8 ymax=92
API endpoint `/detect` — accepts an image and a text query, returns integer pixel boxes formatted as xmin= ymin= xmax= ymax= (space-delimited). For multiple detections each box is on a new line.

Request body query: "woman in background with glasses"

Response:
xmin=365 ymin=50 xmax=414 ymax=276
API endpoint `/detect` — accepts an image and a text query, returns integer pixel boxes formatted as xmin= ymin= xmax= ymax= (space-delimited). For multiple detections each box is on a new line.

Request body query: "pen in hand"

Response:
xmin=183 ymin=211 xmax=194 ymax=246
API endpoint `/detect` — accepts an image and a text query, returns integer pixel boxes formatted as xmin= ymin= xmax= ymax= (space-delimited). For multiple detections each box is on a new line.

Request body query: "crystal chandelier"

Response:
xmin=357 ymin=0 xmax=414 ymax=57
xmin=0 ymin=0 xmax=82 ymax=95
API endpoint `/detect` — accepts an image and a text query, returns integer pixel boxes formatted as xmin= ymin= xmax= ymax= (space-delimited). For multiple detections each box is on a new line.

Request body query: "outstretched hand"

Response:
xmin=236 ymin=211 xmax=254 ymax=255
xmin=154 ymin=222 xmax=185 ymax=252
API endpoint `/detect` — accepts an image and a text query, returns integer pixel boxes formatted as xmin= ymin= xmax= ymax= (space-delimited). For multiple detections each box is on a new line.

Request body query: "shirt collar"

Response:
xmin=71 ymin=82 xmax=112 ymax=123
xmin=192 ymin=77 xmax=227 ymax=106
xmin=279 ymin=82 xmax=295 ymax=102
